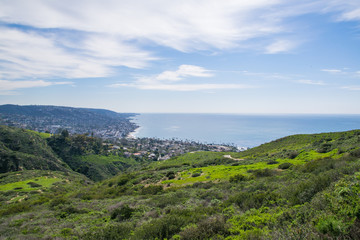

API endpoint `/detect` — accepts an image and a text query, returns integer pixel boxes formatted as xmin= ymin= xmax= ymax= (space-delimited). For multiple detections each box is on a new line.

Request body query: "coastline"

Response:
xmin=126 ymin=126 xmax=141 ymax=139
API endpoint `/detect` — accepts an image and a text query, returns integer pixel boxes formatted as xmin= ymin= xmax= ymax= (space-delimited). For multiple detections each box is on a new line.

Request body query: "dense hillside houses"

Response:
xmin=0 ymin=104 xmax=137 ymax=139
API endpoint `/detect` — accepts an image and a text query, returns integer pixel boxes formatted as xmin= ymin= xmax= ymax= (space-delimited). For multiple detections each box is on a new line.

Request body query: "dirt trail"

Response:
xmin=223 ymin=155 xmax=244 ymax=161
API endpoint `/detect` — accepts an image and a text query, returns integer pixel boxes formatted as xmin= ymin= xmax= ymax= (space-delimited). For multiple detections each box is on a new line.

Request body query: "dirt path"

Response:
xmin=223 ymin=155 xmax=244 ymax=161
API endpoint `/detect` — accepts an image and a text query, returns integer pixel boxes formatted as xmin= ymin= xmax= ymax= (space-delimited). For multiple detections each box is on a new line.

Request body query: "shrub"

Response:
xmin=316 ymin=216 xmax=346 ymax=236
xmin=229 ymin=174 xmax=247 ymax=183
xmin=81 ymin=223 xmax=132 ymax=240
xmin=166 ymin=171 xmax=176 ymax=180
xmin=251 ymin=168 xmax=277 ymax=178
xmin=133 ymin=215 xmax=187 ymax=239
xmin=267 ymin=160 xmax=279 ymax=165
xmin=192 ymin=172 xmax=201 ymax=177
xmin=27 ymin=182 xmax=42 ymax=188
xmin=111 ymin=205 xmax=134 ymax=221
xmin=141 ymin=185 xmax=163 ymax=195
xmin=278 ymin=162 xmax=293 ymax=170
xmin=350 ymin=148 xmax=360 ymax=158
xmin=117 ymin=175 xmax=131 ymax=186
xmin=229 ymin=191 xmax=278 ymax=210
xmin=317 ymin=143 xmax=332 ymax=153
xmin=287 ymin=151 xmax=299 ymax=159
xmin=179 ymin=216 xmax=230 ymax=240
xmin=49 ymin=197 xmax=68 ymax=209
xmin=0 ymin=202 xmax=31 ymax=216
xmin=58 ymin=206 xmax=88 ymax=218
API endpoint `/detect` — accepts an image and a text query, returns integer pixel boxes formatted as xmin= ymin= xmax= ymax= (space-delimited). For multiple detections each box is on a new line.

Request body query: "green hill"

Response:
xmin=1 ymin=129 xmax=360 ymax=239
xmin=0 ymin=125 xmax=70 ymax=173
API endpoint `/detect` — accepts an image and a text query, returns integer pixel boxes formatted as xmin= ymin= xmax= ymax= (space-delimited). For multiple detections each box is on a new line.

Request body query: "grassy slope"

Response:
xmin=0 ymin=129 xmax=360 ymax=239
xmin=0 ymin=125 xmax=70 ymax=173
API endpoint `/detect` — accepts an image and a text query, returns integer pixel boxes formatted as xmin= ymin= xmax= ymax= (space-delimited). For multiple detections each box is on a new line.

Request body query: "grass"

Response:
xmin=26 ymin=129 xmax=51 ymax=139
xmin=295 ymin=149 xmax=341 ymax=161
xmin=0 ymin=176 xmax=61 ymax=192
xmin=162 ymin=158 xmax=307 ymax=186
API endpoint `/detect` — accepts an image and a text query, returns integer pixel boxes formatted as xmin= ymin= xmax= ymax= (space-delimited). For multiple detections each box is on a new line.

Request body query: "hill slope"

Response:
xmin=1 ymin=129 xmax=360 ymax=239
xmin=0 ymin=125 xmax=70 ymax=173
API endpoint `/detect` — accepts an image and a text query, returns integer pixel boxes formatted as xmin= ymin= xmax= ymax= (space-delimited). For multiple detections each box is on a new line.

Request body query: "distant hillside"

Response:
xmin=234 ymin=129 xmax=360 ymax=159
xmin=0 ymin=104 xmax=138 ymax=139
xmin=0 ymin=125 xmax=70 ymax=173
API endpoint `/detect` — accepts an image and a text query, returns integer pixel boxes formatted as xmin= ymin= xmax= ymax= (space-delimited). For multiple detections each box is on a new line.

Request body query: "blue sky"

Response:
xmin=0 ymin=0 xmax=360 ymax=114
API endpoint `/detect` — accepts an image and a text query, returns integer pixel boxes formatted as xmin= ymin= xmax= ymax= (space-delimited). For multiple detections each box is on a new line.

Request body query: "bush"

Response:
xmin=111 ymin=205 xmax=134 ymax=221
xmin=278 ymin=162 xmax=293 ymax=170
xmin=179 ymin=216 xmax=229 ymax=240
xmin=316 ymin=216 xmax=346 ymax=236
xmin=267 ymin=160 xmax=279 ymax=165
xmin=49 ymin=197 xmax=68 ymax=209
xmin=81 ymin=223 xmax=133 ymax=240
xmin=117 ymin=175 xmax=131 ymax=186
xmin=0 ymin=202 xmax=31 ymax=216
xmin=192 ymin=172 xmax=201 ymax=177
xmin=251 ymin=168 xmax=277 ymax=178
xmin=229 ymin=191 xmax=278 ymax=210
xmin=350 ymin=148 xmax=360 ymax=158
xmin=58 ymin=206 xmax=88 ymax=218
xmin=133 ymin=215 xmax=187 ymax=239
xmin=141 ymin=185 xmax=163 ymax=195
xmin=27 ymin=182 xmax=42 ymax=188
xmin=229 ymin=174 xmax=247 ymax=183
xmin=317 ymin=143 xmax=332 ymax=153
xmin=166 ymin=171 xmax=176 ymax=180
xmin=287 ymin=151 xmax=299 ymax=159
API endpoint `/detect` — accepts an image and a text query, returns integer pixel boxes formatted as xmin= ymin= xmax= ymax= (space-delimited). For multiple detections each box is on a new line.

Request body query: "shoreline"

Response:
xmin=126 ymin=126 xmax=142 ymax=139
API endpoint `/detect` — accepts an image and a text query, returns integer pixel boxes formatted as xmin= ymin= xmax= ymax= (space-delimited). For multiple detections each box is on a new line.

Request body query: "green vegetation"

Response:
xmin=47 ymin=130 xmax=140 ymax=181
xmin=0 ymin=125 xmax=70 ymax=173
xmin=1 ymin=127 xmax=360 ymax=239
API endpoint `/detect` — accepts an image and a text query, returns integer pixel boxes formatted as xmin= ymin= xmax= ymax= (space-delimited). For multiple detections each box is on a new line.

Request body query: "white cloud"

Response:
xmin=155 ymin=65 xmax=213 ymax=82
xmin=0 ymin=79 xmax=73 ymax=93
xmin=0 ymin=0 xmax=360 ymax=82
xmin=297 ymin=79 xmax=326 ymax=85
xmin=0 ymin=0 xmax=285 ymax=52
xmin=265 ymin=39 xmax=298 ymax=54
xmin=0 ymin=28 xmax=155 ymax=80
xmin=323 ymin=1 xmax=360 ymax=22
xmin=113 ymin=83 xmax=252 ymax=92
xmin=109 ymin=65 xmax=252 ymax=91
xmin=341 ymin=86 xmax=360 ymax=91
xmin=321 ymin=69 xmax=342 ymax=74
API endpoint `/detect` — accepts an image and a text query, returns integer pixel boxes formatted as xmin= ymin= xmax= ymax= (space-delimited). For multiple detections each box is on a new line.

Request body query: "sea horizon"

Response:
xmin=128 ymin=113 xmax=360 ymax=148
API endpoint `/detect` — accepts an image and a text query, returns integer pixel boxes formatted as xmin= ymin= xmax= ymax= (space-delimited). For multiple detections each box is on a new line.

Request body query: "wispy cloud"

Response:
xmin=109 ymin=65 xmax=252 ymax=91
xmin=0 ymin=28 xmax=155 ymax=80
xmin=324 ymin=1 xmax=360 ymax=22
xmin=341 ymin=86 xmax=360 ymax=91
xmin=0 ymin=1 xmax=360 ymax=82
xmin=297 ymin=79 xmax=326 ymax=85
xmin=265 ymin=39 xmax=298 ymax=54
xmin=321 ymin=69 xmax=342 ymax=74
xmin=0 ymin=79 xmax=73 ymax=95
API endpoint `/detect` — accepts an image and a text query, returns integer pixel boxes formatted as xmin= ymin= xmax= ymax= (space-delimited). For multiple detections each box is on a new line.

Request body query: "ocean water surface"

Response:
xmin=130 ymin=114 xmax=360 ymax=148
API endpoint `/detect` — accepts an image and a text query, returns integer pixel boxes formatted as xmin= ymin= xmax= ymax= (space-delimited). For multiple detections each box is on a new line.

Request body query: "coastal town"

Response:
xmin=0 ymin=105 xmax=138 ymax=139
xmin=105 ymin=137 xmax=240 ymax=161
xmin=0 ymin=105 xmax=244 ymax=162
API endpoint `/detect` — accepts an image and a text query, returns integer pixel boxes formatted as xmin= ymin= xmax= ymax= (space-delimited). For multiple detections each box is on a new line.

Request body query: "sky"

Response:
xmin=0 ymin=0 xmax=360 ymax=114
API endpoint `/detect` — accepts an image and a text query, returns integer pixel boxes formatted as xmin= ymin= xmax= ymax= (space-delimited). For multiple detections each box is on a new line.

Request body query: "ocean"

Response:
xmin=129 ymin=114 xmax=360 ymax=148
